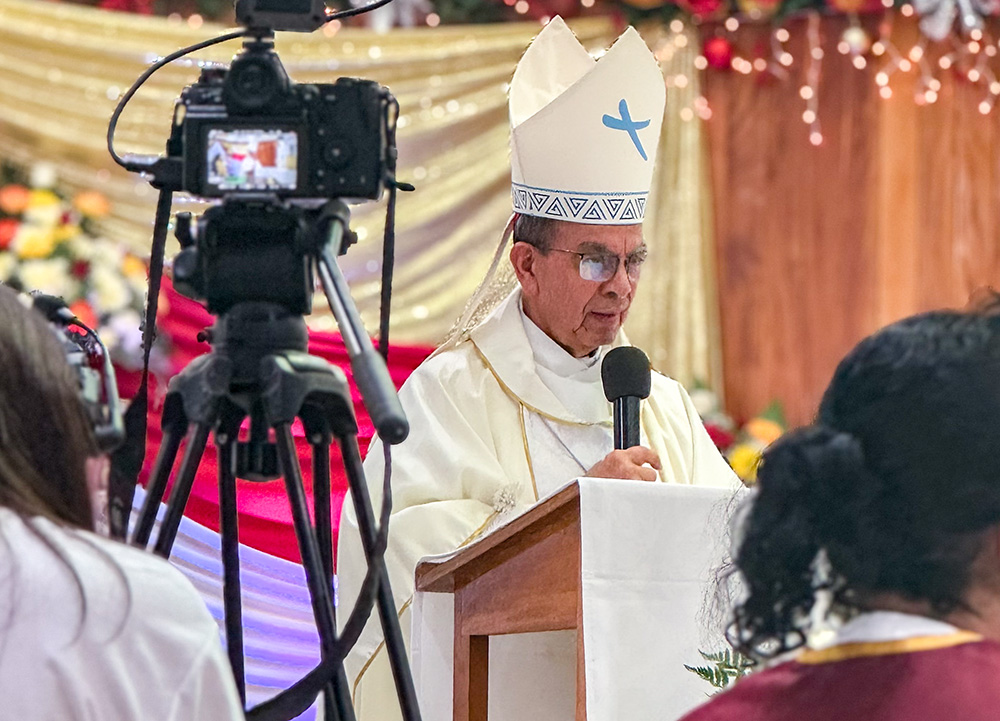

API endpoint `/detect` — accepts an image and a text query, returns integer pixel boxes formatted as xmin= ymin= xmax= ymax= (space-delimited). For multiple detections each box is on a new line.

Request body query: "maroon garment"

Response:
xmin=679 ymin=639 xmax=1000 ymax=721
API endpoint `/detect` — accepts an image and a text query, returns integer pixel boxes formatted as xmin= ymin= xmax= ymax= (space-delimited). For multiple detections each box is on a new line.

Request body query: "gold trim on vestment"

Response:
xmin=519 ymin=404 xmax=540 ymax=502
xmin=470 ymin=341 xmax=609 ymax=428
xmin=796 ymin=631 xmax=984 ymax=665
xmin=350 ymin=511 xmax=500 ymax=706
xmin=351 ymin=596 xmax=414 ymax=706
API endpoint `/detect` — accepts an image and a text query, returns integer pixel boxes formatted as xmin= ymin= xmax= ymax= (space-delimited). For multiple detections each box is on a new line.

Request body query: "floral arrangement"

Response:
xmin=690 ymin=384 xmax=786 ymax=483
xmin=0 ymin=163 xmax=160 ymax=370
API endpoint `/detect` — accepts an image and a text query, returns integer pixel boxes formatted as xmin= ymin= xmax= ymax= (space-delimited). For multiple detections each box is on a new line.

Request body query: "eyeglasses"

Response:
xmin=544 ymin=247 xmax=647 ymax=282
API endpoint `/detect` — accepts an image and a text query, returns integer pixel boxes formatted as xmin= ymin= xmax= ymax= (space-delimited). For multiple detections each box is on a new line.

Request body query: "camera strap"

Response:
xmin=108 ymin=187 xmax=172 ymax=539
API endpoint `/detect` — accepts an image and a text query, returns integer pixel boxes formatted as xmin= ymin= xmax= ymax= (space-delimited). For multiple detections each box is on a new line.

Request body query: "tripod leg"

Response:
xmin=153 ymin=422 xmax=212 ymax=559
xmin=132 ymin=423 xmax=185 ymax=548
xmin=339 ymin=437 xmax=422 ymax=721
xmin=218 ymin=426 xmax=246 ymax=705
xmin=274 ymin=424 xmax=356 ymax=721
xmin=311 ymin=439 xmax=339 ymax=721
xmin=313 ymin=440 xmax=334 ymax=584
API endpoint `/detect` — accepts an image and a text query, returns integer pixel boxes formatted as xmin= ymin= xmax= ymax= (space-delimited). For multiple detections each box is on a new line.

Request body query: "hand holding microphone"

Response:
xmin=586 ymin=346 xmax=661 ymax=481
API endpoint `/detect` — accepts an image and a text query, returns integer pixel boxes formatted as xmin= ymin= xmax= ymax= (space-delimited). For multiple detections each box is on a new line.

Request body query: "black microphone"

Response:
xmin=601 ymin=346 xmax=651 ymax=449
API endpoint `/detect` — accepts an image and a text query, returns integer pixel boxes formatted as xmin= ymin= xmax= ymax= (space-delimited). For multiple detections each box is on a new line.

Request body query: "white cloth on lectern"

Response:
xmin=336 ymin=288 xmax=739 ymax=721
xmin=411 ymin=480 xmax=744 ymax=721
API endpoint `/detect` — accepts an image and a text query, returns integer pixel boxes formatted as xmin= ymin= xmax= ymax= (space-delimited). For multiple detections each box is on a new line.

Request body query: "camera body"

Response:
xmin=168 ymin=38 xmax=389 ymax=201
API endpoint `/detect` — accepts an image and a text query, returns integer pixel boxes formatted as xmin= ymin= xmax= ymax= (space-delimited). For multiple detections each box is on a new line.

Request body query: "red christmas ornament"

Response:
xmin=703 ymin=36 xmax=733 ymax=70
xmin=677 ymin=0 xmax=727 ymax=21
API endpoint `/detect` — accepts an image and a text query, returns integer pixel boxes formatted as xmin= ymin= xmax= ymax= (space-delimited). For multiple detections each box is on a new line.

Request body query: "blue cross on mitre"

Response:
xmin=602 ymin=98 xmax=651 ymax=161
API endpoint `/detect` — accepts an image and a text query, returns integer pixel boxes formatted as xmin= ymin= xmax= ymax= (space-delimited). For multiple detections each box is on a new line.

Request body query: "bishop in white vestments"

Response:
xmin=336 ymin=17 xmax=740 ymax=720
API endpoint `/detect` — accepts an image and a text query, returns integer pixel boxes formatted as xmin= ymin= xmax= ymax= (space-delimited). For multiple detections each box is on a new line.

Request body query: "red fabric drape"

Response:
xmin=118 ymin=281 xmax=433 ymax=562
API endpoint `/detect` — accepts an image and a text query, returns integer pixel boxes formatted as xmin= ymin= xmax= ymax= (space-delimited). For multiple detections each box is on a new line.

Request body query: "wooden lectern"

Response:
xmin=415 ymin=482 xmax=585 ymax=721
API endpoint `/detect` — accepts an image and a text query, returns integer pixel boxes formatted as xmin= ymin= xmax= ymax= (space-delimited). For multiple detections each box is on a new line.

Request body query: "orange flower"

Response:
xmin=69 ymin=300 xmax=98 ymax=330
xmin=0 ymin=184 xmax=31 ymax=215
xmin=744 ymin=417 xmax=784 ymax=445
xmin=73 ymin=190 xmax=111 ymax=218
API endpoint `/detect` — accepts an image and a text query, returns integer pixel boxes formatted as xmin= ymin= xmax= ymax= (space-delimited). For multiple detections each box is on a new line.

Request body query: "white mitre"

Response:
xmin=509 ymin=17 xmax=666 ymax=225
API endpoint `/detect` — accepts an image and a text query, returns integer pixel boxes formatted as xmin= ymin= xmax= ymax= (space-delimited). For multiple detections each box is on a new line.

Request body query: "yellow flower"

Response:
xmin=28 ymin=189 xmax=60 ymax=208
xmin=744 ymin=418 xmax=784 ymax=445
xmin=728 ymin=444 xmax=762 ymax=484
xmin=54 ymin=224 xmax=80 ymax=243
xmin=13 ymin=225 xmax=57 ymax=259
xmin=122 ymin=254 xmax=147 ymax=279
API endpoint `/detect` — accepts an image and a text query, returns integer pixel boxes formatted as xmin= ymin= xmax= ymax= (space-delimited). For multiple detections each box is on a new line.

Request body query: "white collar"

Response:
xmin=469 ymin=288 xmax=622 ymax=424
xmin=812 ymin=611 xmax=963 ymax=650
xmin=519 ymin=297 xmax=604 ymax=376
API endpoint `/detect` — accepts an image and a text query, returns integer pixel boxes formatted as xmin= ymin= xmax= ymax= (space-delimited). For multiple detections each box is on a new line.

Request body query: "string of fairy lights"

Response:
xmin=597 ymin=1 xmax=1000 ymax=145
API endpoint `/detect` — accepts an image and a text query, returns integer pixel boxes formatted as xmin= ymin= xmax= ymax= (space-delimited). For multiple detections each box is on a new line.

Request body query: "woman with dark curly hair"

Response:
xmin=0 ymin=284 xmax=245 ymax=720
xmin=680 ymin=307 xmax=1000 ymax=721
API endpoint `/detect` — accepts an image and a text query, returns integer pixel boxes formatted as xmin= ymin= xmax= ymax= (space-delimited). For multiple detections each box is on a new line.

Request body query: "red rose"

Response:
xmin=0 ymin=218 xmax=18 ymax=250
xmin=71 ymin=259 xmax=91 ymax=279
xmin=705 ymin=424 xmax=736 ymax=450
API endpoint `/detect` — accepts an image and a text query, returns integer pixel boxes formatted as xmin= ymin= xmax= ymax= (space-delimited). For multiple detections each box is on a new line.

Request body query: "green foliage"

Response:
xmin=431 ymin=0 xmax=512 ymax=24
xmin=684 ymin=648 xmax=754 ymax=692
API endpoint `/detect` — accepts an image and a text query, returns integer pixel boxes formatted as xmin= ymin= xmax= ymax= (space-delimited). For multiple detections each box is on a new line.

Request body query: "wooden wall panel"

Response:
xmin=704 ymin=14 xmax=1000 ymax=426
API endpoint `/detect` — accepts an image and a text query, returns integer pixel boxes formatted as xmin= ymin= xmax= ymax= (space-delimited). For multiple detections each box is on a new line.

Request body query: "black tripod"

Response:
xmin=130 ymin=203 xmax=422 ymax=721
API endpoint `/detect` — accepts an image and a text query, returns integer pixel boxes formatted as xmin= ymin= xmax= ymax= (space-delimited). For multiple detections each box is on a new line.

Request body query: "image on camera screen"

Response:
xmin=206 ymin=128 xmax=299 ymax=192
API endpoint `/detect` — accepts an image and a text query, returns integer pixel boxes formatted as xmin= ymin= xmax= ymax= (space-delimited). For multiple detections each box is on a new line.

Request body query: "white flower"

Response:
xmin=90 ymin=265 xmax=131 ymax=312
xmin=127 ymin=274 xmax=149 ymax=305
xmin=0 ymin=254 xmax=17 ymax=283
xmin=107 ymin=310 xmax=143 ymax=358
xmin=23 ymin=202 xmax=62 ymax=228
xmin=689 ymin=387 xmax=719 ymax=417
xmin=30 ymin=162 xmax=58 ymax=189
xmin=18 ymin=257 xmax=78 ymax=298
xmin=65 ymin=235 xmax=95 ymax=260
xmin=87 ymin=238 xmax=125 ymax=268
xmin=492 ymin=483 xmax=522 ymax=514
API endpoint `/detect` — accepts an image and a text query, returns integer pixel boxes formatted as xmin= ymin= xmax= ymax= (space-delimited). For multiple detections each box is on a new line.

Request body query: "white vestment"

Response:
xmin=336 ymin=288 xmax=739 ymax=720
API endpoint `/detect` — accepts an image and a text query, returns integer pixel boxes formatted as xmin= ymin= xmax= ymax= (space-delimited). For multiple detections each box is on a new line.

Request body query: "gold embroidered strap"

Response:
xmin=470 ymin=341 xmax=608 ymax=429
xmin=519 ymin=403 xmax=539 ymax=502
xmin=797 ymin=631 xmax=984 ymax=665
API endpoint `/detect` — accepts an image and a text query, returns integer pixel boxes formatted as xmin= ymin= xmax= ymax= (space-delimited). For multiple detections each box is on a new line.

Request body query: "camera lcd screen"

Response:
xmin=205 ymin=128 xmax=299 ymax=192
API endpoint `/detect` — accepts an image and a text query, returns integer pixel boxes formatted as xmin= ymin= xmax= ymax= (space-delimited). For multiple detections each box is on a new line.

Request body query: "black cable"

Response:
xmin=107 ymin=30 xmax=245 ymax=171
xmin=325 ymin=0 xmax=400 ymax=23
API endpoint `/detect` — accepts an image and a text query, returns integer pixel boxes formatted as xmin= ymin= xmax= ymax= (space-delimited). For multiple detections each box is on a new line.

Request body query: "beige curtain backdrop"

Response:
xmin=0 ymin=0 xmax=721 ymax=388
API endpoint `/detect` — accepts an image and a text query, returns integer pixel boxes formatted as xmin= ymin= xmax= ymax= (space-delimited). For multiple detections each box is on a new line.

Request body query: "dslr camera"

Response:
xmin=169 ymin=36 xmax=390 ymax=201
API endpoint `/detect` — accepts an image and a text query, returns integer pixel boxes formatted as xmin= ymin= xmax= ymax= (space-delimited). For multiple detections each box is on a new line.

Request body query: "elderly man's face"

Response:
xmin=514 ymin=222 xmax=645 ymax=358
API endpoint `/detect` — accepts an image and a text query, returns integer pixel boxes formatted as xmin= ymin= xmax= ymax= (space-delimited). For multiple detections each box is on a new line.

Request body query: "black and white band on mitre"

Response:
xmin=508 ymin=18 xmax=666 ymax=226
xmin=511 ymin=184 xmax=648 ymax=224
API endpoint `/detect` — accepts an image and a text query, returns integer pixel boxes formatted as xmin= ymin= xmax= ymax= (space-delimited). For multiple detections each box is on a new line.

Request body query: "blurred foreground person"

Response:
xmin=0 ymin=284 xmax=244 ymax=721
xmin=680 ymin=306 xmax=1000 ymax=721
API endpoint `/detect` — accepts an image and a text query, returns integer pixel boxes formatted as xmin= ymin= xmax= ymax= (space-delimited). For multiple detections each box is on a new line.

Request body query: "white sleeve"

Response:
xmin=167 ymin=632 xmax=246 ymax=721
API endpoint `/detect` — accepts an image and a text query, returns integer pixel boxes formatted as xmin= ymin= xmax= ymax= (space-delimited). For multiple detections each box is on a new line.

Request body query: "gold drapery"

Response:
xmin=0 ymin=0 xmax=721 ymax=388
